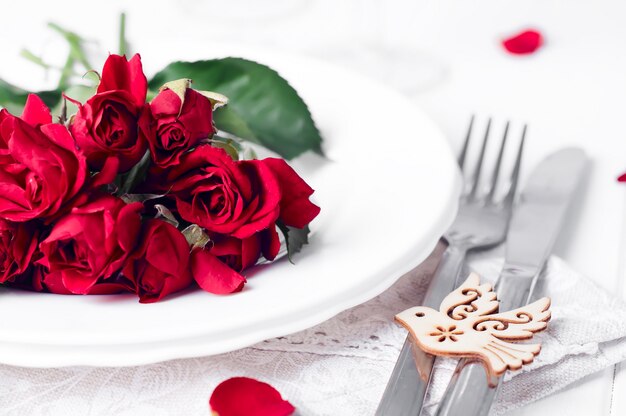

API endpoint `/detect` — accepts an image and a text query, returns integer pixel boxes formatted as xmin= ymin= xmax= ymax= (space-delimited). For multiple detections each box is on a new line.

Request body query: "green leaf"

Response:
xmin=118 ymin=150 xmax=151 ymax=195
xmin=153 ymin=204 xmax=179 ymax=228
xmin=212 ymin=105 xmax=260 ymax=144
xmin=198 ymin=90 xmax=228 ymax=109
xmin=182 ymin=224 xmax=211 ymax=250
xmin=0 ymin=79 xmax=61 ymax=114
xmin=210 ymin=135 xmax=241 ymax=161
xmin=276 ymin=222 xmax=311 ymax=264
xmin=148 ymin=58 xmax=323 ymax=159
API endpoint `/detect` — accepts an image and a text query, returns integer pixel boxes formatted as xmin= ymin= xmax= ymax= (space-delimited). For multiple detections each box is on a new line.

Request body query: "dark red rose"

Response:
xmin=70 ymin=54 xmax=149 ymax=172
xmin=142 ymin=88 xmax=215 ymax=167
xmin=122 ymin=219 xmax=193 ymax=303
xmin=145 ymin=146 xmax=319 ymax=278
xmin=502 ymin=29 xmax=544 ymax=55
xmin=146 ymin=145 xmax=281 ymax=239
xmin=263 ymin=158 xmax=320 ymax=229
xmin=37 ymin=195 xmax=142 ymax=294
xmin=209 ymin=377 xmax=295 ymax=416
xmin=0 ymin=95 xmax=88 ymax=222
xmin=0 ymin=219 xmax=38 ymax=283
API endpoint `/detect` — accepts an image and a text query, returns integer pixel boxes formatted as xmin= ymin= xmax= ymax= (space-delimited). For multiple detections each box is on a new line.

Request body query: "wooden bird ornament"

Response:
xmin=396 ymin=273 xmax=551 ymax=380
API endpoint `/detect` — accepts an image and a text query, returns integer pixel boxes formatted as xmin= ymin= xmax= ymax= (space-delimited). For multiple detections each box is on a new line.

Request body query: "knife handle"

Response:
xmin=434 ymin=268 xmax=539 ymax=416
xmin=375 ymin=242 xmax=468 ymax=416
xmin=436 ymin=362 xmax=499 ymax=416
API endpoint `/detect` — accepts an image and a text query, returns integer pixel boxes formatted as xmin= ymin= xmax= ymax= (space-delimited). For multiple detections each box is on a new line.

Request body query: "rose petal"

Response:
xmin=618 ymin=173 xmax=626 ymax=182
xmin=60 ymin=269 xmax=99 ymax=294
xmin=97 ymin=54 xmax=148 ymax=107
xmin=116 ymin=202 xmax=143 ymax=252
xmin=232 ymin=160 xmax=281 ymax=239
xmin=209 ymin=377 xmax=295 ymax=416
xmin=22 ymin=94 xmax=52 ymax=127
xmin=90 ymin=156 xmax=120 ymax=189
xmin=241 ymin=235 xmax=262 ymax=270
xmin=261 ymin=226 xmax=281 ymax=262
xmin=191 ymin=248 xmax=246 ymax=294
xmin=502 ymin=29 xmax=544 ymax=55
xmin=263 ymin=158 xmax=320 ymax=228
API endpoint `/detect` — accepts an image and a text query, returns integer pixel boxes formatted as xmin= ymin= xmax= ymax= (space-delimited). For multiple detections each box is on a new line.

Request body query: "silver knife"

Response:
xmin=433 ymin=147 xmax=589 ymax=416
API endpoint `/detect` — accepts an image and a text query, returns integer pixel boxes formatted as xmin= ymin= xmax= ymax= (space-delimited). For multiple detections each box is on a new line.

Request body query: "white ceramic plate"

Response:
xmin=0 ymin=47 xmax=460 ymax=367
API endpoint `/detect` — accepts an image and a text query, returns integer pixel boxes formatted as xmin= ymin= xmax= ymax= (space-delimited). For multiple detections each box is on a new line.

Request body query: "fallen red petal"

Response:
xmin=618 ymin=173 xmax=626 ymax=182
xmin=191 ymin=249 xmax=246 ymax=294
xmin=210 ymin=377 xmax=295 ymax=416
xmin=502 ymin=29 xmax=543 ymax=55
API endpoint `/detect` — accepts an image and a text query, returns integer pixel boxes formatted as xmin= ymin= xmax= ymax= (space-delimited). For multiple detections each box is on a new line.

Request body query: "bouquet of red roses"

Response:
xmin=0 ymin=53 xmax=320 ymax=303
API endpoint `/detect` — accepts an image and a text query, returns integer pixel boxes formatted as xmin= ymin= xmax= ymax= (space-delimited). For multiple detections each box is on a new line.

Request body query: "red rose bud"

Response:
xmin=142 ymin=87 xmax=215 ymax=167
xmin=70 ymin=54 xmax=149 ymax=172
xmin=0 ymin=219 xmax=39 ymax=283
xmin=502 ymin=29 xmax=543 ymax=55
xmin=0 ymin=95 xmax=88 ymax=222
xmin=209 ymin=377 xmax=295 ymax=416
xmin=123 ymin=219 xmax=193 ymax=303
xmin=38 ymin=196 xmax=142 ymax=294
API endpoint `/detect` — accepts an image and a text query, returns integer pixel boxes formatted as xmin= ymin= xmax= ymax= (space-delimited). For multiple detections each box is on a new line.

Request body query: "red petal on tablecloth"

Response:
xmin=209 ymin=377 xmax=295 ymax=416
xmin=502 ymin=29 xmax=544 ymax=55
xmin=618 ymin=173 xmax=626 ymax=182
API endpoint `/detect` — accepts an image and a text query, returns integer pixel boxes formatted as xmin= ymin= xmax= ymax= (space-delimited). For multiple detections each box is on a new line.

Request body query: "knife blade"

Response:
xmin=433 ymin=147 xmax=589 ymax=416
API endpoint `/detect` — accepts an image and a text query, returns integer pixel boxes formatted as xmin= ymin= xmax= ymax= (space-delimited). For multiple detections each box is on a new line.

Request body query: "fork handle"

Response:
xmin=375 ymin=241 xmax=468 ymax=416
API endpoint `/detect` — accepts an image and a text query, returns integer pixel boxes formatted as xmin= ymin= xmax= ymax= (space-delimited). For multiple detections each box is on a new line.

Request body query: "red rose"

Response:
xmin=38 ymin=195 xmax=142 ymax=294
xmin=70 ymin=54 xmax=149 ymax=172
xmin=0 ymin=95 xmax=88 ymax=222
xmin=122 ymin=219 xmax=193 ymax=303
xmin=0 ymin=219 xmax=38 ymax=283
xmin=147 ymin=145 xmax=281 ymax=239
xmin=142 ymin=88 xmax=215 ymax=167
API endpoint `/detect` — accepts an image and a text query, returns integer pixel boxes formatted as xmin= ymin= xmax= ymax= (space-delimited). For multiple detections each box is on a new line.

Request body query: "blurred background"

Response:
xmin=3 ymin=0 xmax=624 ymax=158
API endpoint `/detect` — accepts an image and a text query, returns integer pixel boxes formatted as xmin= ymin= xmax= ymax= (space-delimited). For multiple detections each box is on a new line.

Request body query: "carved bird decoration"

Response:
xmin=395 ymin=273 xmax=551 ymax=379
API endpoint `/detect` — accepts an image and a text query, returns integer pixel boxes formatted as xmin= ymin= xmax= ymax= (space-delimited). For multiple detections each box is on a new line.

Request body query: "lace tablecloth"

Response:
xmin=1 ymin=245 xmax=626 ymax=416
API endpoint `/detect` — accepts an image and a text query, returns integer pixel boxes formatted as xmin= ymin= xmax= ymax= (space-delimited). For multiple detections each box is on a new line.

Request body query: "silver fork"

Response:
xmin=375 ymin=117 xmax=526 ymax=416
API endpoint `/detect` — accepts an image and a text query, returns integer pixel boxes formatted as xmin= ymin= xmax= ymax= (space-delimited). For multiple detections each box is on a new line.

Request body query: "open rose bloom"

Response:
xmin=0 ymin=54 xmax=320 ymax=303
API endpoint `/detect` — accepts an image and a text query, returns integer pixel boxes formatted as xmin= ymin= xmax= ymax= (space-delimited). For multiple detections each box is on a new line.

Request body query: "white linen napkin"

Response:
xmin=254 ymin=253 xmax=626 ymax=415
xmin=422 ymin=255 xmax=626 ymax=415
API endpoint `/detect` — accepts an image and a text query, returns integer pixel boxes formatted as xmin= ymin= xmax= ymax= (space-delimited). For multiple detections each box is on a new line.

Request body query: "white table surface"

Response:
xmin=1 ymin=1 xmax=625 ymax=414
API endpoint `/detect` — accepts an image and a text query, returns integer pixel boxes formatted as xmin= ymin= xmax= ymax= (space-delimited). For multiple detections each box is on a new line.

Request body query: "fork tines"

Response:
xmin=459 ymin=116 xmax=526 ymax=204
